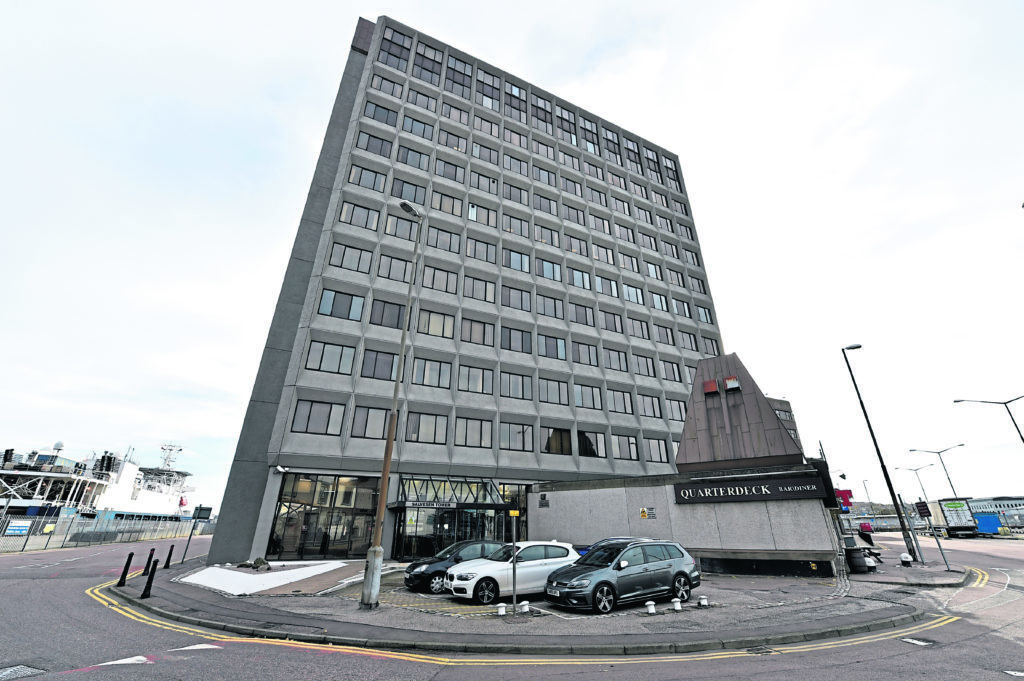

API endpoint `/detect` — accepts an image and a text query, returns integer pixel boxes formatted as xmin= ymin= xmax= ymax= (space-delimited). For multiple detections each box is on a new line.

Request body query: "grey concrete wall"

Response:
xmin=208 ymin=20 xmax=375 ymax=564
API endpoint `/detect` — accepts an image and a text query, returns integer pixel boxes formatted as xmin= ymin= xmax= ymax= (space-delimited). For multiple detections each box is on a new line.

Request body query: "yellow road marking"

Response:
xmin=968 ymin=567 xmax=989 ymax=588
xmin=90 ymin=579 xmax=960 ymax=667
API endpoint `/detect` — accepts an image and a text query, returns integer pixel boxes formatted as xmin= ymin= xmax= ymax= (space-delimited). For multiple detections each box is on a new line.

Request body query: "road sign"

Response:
xmin=915 ymin=501 xmax=931 ymax=518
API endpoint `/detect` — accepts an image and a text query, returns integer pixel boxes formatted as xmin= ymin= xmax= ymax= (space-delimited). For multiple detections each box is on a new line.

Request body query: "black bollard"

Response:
xmin=140 ymin=559 xmax=160 ymax=599
xmin=163 ymin=545 xmax=174 ymax=568
xmin=116 ymin=551 xmax=135 ymax=587
xmin=141 ymin=548 xmax=156 ymax=576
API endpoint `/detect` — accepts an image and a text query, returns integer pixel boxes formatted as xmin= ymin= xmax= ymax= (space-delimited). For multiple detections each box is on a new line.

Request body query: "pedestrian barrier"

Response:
xmin=0 ymin=514 xmax=215 ymax=553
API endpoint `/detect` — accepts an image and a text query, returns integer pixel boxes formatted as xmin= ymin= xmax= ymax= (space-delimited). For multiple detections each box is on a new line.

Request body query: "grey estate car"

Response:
xmin=543 ymin=538 xmax=700 ymax=613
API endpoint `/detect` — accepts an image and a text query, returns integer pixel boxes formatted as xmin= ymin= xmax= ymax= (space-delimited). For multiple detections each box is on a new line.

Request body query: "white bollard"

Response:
xmin=698 ymin=595 xmax=709 ymax=608
xmin=671 ymin=598 xmax=682 ymax=611
xmin=645 ymin=600 xmax=656 ymax=614
xmin=519 ymin=600 xmax=530 ymax=614
xmin=497 ymin=603 xmax=507 ymax=616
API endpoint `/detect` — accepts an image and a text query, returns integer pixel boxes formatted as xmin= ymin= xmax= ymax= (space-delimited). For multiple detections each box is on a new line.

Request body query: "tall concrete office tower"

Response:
xmin=209 ymin=16 xmax=723 ymax=564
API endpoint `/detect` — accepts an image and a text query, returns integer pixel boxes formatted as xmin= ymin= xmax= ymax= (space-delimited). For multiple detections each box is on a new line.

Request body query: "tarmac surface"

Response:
xmin=110 ymin=537 xmax=972 ymax=655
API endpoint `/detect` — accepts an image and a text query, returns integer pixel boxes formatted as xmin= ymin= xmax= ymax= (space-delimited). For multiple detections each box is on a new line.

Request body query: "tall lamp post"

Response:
xmin=896 ymin=464 xmax=933 ymax=502
xmin=360 ymin=200 xmax=424 ymax=610
xmin=861 ymin=480 xmax=875 ymax=522
xmin=841 ymin=344 xmax=917 ymax=559
xmin=953 ymin=395 xmax=1024 ymax=447
xmin=909 ymin=444 xmax=964 ymax=497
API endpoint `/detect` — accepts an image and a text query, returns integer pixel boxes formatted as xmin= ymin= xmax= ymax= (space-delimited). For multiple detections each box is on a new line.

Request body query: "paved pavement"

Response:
xmin=109 ymin=538 xmax=972 ymax=655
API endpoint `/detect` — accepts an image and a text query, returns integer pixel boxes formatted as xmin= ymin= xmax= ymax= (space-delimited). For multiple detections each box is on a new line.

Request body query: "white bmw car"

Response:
xmin=443 ymin=540 xmax=580 ymax=604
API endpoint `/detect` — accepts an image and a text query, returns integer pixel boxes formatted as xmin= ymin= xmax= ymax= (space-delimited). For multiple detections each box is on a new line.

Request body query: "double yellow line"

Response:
xmin=968 ymin=567 xmax=990 ymax=588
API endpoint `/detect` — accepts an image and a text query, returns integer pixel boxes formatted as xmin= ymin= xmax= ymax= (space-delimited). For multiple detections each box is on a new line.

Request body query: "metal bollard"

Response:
xmin=116 ymin=552 xmax=134 ymax=587
xmin=519 ymin=601 xmax=530 ymax=614
xmin=645 ymin=601 xmax=656 ymax=614
xmin=697 ymin=595 xmax=709 ymax=608
xmin=164 ymin=545 xmax=175 ymax=568
xmin=141 ymin=548 xmax=156 ymax=576
xmin=497 ymin=603 xmax=507 ymax=616
xmin=671 ymin=598 xmax=681 ymax=611
xmin=140 ymin=559 xmax=160 ymax=599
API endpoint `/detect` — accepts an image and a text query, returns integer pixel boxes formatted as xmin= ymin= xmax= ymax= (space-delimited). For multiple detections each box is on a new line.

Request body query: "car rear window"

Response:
xmin=664 ymin=544 xmax=684 ymax=559
xmin=546 ymin=545 xmax=569 ymax=559
xmin=643 ymin=544 xmax=671 ymax=562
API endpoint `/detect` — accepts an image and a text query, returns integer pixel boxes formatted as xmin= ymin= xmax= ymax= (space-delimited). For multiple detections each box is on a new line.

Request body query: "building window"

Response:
xmin=639 ymin=394 xmax=662 ymax=418
xmin=468 ymin=203 xmax=496 ymax=226
xmin=615 ymin=224 xmax=635 ymax=243
xmin=292 ymin=400 xmax=345 ymax=436
xmin=537 ymin=293 xmax=564 ymax=319
xmin=611 ymin=196 xmax=630 ymax=216
xmin=500 ymin=371 xmax=533 ymax=400
xmin=460 ymin=317 xmax=494 ymax=346
xmin=608 ymin=388 xmax=633 ymax=414
xmin=623 ymin=284 xmax=644 ymax=305
xmin=391 ymin=178 xmax=426 ymax=205
xmin=680 ymin=331 xmax=698 ymax=351
xmin=561 ymin=177 xmax=583 ymax=197
xmin=564 ymin=235 xmax=588 ymax=257
xmin=502 ymin=214 xmax=530 ymax=238
xmin=364 ymin=101 xmax=399 ymax=127
xmin=413 ymin=358 xmax=452 ymax=388
xmin=504 ymin=81 xmax=527 ymax=122
xmin=378 ymin=27 xmax=412 ymax=71
xmin=541 ymin=426 xmax=573 ymax=455
xmin=636 ymin=207 xmax=653 ymax=225
xmin=442 ymin=102 xmax=469 ymax=127
xmin=444 ymin=55 xmax=473 ymax=99
xmin=504 ymin=127 xmax=527 ymax=149
xmin=470 ymin=170 xmax=498 ymax=195
xmin=532 ymin=138 xmax=554 ymax=160
xmin=573 ymin=384 xmax=602 ymax=410
xmin=463 ymin=275 xmax=495 ymax=303
xmin=458 ymin=365 xmax=493 ymax=394
xmin=466 ymin=237 xmax=496 ymax=263
xmin=418 ymin=309 xmax=456 ymax=338
xmin=703 ymin=337 xmax=721 ymax=356
xmin=438 ymin=129 xmax=467 ymax=153
xmin=674 ymin=299 xmax=691 ymax=318
xmin=318 ymin=290 xmax=364 ymax=321
xmin=500 ymin=326 xmax=533 ymax=353
xmin=455 ymin=417 xmax=492 ymax=447
xmin=645 ymin=262 xmax=663 ymax=280
xmin=407 ymin=87 xmax=437 ymax=112
xmin=503 ymin=153 xmax=529 ymax=176
xmin=473 ymin=115 xmax=500 ymax=138
xmin=349 ymin=165 xmax=386 ymax=192
xmin=696 ymin=306 xmax=714 ymax=324
xmin=627 ymin=317 xmax=650 ymax=340
xmin=329 ymin=244 xmax=372 ymax=273
xmin=500 ymin=422 xmax=533 ymax=452
xmin=595 ymin=275 xmax=618 ymax=298
xmin=406 ymin=412 xmax=447 ymax=444
xmin=377 ymin=254 xmax=412 ymax=283
xmin=339 ymin=202 xmax=380 ymax=231
xmin=361 ymin=349 xmax=397 ymax=380
xmin=538 ymin=378 xmax=569 ymax=405
xmin=536 ymin=258 xmax=561 ymax=281
xmin=351 ymin=406 xmax=390 ymax=439
xmin=654 ymin=324 xmax=674 ymax=345
xmin=619 ymin=253 xmax=639 ymax=273
xmin=384 ymin=214 xmax=418 ymax=242
xmin=306 ymin=341 xmax=355 ymax=375
xmin=428 ymin=226 xmax=460 ymax=253
xmin=531 ymin=94 xmax=553 ymax=135
xmin=538 ymin=335 xmax=567 ymax=360
xmin=355 ymin=131 xmax=393 ymax=158
xmin=472 ymin=142 xmax=499 ymax=165
xmin=644 ymin=438 xmax=669 ymax=463
xmin=397 ymin=145 xmax=430 ymax=171
xmin=578 ymin=430 xmax=606 ymax=458
xmin=614 ymin=434 xmax=639 ymax=461
xmin=568 ymin=268 xmax=591 ymax=290
xmin=503 ymin=182 xmax=529 ymax=206
xmin=689 ymin=276 xmax=707 ymax=295
xmin=370 ymin=74 xmax=403 ymax=98
xmin=535 ymin=224 xmax=559 ymax=246
xmin=638 ymin=231 xmax=657 ymax=251
xmin=559 ymin=150 xmax=580 ymax=172
xmin=635 ymin=354 xmax=656 ymax=377
xmin=590 ymin=214 xmax=611 ymax=234
xmin=503 ymin=248 xmax=531 ymax=273
xmin=422 ymin=265 xmax=458 ymax=294
xmin=667 ymin=399 xmax=686 ymax=421
xmin=533 ymin=193 xmax=557 ymax=215
xmin=370 ymin=300 xmax=405 ymax=329
xmin=434 ymin=158 xmax=465 ymax=182
xmin=476 ymin=68 xmax=500 ymax=110
xmin=651 ymin=292 xmax=669 ymax=312
xmin=500 ymin=285 xmax=531 ymax=312
xmin=604 ymin=348 xmax=628 ymax=372
xmin=683 ymin=249 xmax=701 ymax=267
xmin=568 ymin=303 xmax=594 ymax=326
xmin=532 ymin=165 xmax=556 ymax=187
xmin=667 ymin=268 xmax=685 ymax=287
xmin=572 ymin=341 xmax=599 ymax=366
xmin=401 ymin=115 xmax=434 ymax=141
xmin=661 ymin=360 xmax=682 ymax=382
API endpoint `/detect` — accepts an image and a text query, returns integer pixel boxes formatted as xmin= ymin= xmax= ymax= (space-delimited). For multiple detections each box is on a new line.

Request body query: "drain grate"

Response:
xmin=746 ymin=646 xmax=777 ymax=655
xmin=0 ymin=666 xmax=46 ymax=680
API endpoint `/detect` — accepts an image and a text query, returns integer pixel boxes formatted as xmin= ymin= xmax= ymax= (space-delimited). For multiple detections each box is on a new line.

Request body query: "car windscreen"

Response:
xmin=434 ymin=543 xmax=463 ymax=560
xmin=486 ymin=544 xmax=518 ymax=561
xmin=576 ymin=545 xmax=623 ymax=566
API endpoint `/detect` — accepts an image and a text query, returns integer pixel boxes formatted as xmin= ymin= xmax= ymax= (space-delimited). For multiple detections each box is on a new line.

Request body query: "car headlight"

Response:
xmin=567 ymin=578 xmax=591 ymax=588
xmin=411 ymin=564 xmax=427 ymax=573
xmin=456 ymin=573 xmax=477 ymax=581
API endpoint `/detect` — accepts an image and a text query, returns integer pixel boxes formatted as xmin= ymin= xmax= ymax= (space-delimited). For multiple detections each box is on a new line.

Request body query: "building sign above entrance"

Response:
xmin=674 ymin=477 xmax=827 ymax=504
xmin=404 ymin=501 xmax=458 ymax=509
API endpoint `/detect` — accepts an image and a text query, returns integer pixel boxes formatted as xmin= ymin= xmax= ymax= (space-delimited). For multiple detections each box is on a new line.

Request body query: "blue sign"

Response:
xmin=4 ymin=520 xmax=31 ymax=536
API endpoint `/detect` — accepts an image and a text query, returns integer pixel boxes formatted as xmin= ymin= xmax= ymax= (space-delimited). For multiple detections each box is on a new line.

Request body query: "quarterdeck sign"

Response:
xmin=673 ymin=477 xmax=827 ymax=504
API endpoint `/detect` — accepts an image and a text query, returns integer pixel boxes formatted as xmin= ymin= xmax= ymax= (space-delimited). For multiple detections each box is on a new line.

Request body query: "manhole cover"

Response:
xmin=0 ymin=666 xmax=46 ymax=680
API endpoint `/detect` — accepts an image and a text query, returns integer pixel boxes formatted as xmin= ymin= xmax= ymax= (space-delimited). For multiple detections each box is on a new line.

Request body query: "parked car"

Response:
xmin=404 ymin=540 xmax=505 ymax=593
xmin=544 ymin=538 xmax=701 ymax=613
xmin=443 ymin=540 xmax=580 ymax=605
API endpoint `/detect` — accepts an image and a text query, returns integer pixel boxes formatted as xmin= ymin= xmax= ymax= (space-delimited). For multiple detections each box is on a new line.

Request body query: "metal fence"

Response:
xmin=0 ymin=514 xmax=216 ymax=553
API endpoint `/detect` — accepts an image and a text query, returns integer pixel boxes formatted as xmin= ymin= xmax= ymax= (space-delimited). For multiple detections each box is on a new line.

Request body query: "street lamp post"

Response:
xmin=909 ymin=444 xmax=964 ymax=497
xmin=841 ymin=344 xmax=918 ymax=560
xmin=861 ymin=480 xmax=874 ymax=522
xmin=896 ymin=464 xmax=933 ymax=502
xmin=360 ymin=200 xmax=425 ymax=610
xmin=953 ymin=395 xmax=1024 ymax=447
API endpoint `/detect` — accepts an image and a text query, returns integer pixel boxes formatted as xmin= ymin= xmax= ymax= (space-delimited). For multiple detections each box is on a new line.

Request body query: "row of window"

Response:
xmin=307 ymin=339 xmax=693 ymax=414
xmin=358 ymin=106 xmax=690 ymax=235
xmin=337 ymin=202 xmax=716 ymax=326
xmin=374 ymin=27 xmax=686 ymax=197
xmin=292 ymin=398 xmax=672 ymax=463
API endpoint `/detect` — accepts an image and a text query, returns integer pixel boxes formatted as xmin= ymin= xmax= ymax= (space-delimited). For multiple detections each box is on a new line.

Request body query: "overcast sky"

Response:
xmin=2 ymin=1 xmax=1022 ymax=513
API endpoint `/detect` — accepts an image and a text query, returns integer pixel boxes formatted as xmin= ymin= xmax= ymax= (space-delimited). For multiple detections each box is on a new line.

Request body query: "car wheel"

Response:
xmin=474 ymin=578 xmax=498 ymax=605
xmin=592 ymin=584 xmax=616 ymax=614
xmin=428 ymin=572 xmax=445 ymax=594
xmin=673 ymin=574 xmax=692 ymax=602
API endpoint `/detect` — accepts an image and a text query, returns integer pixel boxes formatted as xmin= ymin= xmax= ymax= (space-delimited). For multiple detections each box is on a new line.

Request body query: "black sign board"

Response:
xmin=914 ymin=501 xmax=931 ymax=518
xmin=674 ymin=477 xmax=827 ymax=504
xmin=192 ymin=505 xmax=212 ymax=520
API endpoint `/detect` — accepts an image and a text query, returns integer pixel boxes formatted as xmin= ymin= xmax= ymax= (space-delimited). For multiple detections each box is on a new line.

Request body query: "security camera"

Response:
xmin=274 ymin=465 xmax=289 ymax=474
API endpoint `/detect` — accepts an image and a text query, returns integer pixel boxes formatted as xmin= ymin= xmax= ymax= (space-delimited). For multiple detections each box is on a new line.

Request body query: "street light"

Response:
xmin=841 ymin=344 xmax=918 ymax=559
xmin=896 ymin=464 xmax=934 ymax=502
xmin=360 ymin=200 xmax=424 ymax=610
xmin=909 ymin=444 xmax=965 ymax=497
xmin=861 ymin=480 xmax=874 ymax=521
xmin=953 ymin=395 xmax=1024 ymax=447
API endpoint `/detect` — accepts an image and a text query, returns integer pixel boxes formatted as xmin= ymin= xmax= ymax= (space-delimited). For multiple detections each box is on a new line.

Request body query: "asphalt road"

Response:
xmin=1 ymin=534 xmax=1021 ymax=680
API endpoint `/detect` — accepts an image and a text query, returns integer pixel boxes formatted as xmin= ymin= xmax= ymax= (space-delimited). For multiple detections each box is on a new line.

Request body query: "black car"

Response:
xmin=403 ymin=540 xmax=505 ymax=594
xmin=544 ymin=538 xmax=701 ymax=613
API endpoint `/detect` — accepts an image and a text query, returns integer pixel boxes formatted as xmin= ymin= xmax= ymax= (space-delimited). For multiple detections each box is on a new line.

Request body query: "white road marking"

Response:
xmin=168 ymin=644 xmax=223 ymax=651
xmin=900 ymin=638 xmax=932 ymax=646
xmin=1003 ymin=672 xmax=1024 ymax=677
xmin=98 ymin=656 xmax=152 ymax=666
